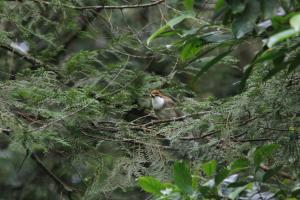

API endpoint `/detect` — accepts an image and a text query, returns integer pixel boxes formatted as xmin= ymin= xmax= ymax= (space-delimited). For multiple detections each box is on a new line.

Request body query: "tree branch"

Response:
xmin=32 ymin=0 xmax=165 ymax=10
xmin=80 ymin=130 xmax=174 ymax=150
xmin=31 ymin=153 xmax=76 ymax=192
xmin=142 ymin=111 xmax=215 ymax=127
xmin=179 ymin=130 xmax=220 ymax=140
xmin=260 ymin=164 xmax=295 ymax=180
xmin=0 ymin=44 xmax=63 ymax=79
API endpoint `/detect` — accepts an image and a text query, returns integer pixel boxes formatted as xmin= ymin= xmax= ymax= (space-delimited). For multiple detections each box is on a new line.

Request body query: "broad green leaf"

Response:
xmin=138 ymin=176 xmax=166 ymax=196
xmin=168 ymin=12 xmax=196 ymax=28
xmin=290 ymin=13 xmax=300 ymax=31
xmin=180 ymin=39 xmax=202 ymax=62
xmin=271 ymin=12 xmax=296 ymax=30
xmin=228 ymin=183 xmax=253 ymax=200
xmin=227 ymin=181 xmax=248 ymax=188
xmin=147 ymin=25 xmax=170 ymax=46
xmin=215 ymin=168 xmax=230 ymax=185
xmin=230 ymin=158 xmax=250 ymax=172
xmin=183 ymin=0 xmax=194 ymax=11
xmin=267 ymin=28 xmax=299 ymax=47
xmin=232 ymin=0 xmax=260 ymax=38
xmin=147 ymin=12 xmax=196 ymax=45
xmin=173 ymin=161 xmax=193 ymax=194
xmin=262 ymin=165 xmax=282 ymax=182
xmin=193 ymin=49 xmax=231 ymax=81
xmin=215 ymin=0 xmax=225 ymax=12
xmin=253 ymin=144 xmax=280 ymax=168
xmin=201 ymin=160 xmax=217 ymax=177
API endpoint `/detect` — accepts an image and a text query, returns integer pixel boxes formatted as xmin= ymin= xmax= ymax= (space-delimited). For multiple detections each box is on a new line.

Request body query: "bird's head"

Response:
xmin=150 ymin=89 xmax=163 ymax=98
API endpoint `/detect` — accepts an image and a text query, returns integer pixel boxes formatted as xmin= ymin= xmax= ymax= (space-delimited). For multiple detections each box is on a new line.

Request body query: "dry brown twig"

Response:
xmin=32 ymin=0 xmax=165 ymax=10
xmin=142 ymin=111 xmax=216 ymax=127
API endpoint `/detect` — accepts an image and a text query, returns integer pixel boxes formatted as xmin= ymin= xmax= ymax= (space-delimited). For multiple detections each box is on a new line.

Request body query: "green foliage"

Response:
xmin=253 ymin=144 xmax=280 ymax=168
xmin=140 ymin=144 xmax=300 ymax=199
xmin=201 ymin=160 xmax=217 ymax=177
xmin=0 ymin=0 xmax=300 ymax=199
xmin=173 ymin=161 xmax=193 ymax=194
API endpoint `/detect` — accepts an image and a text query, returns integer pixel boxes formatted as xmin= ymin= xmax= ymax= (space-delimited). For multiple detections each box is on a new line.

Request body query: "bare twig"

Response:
xmin=31 ymin=153 xmax=76 ymax=192
xmin=232 ymin=138 xmax=271 ymax=142
xmin=0 ymin=44 xmax=63 ymax=79
xmin=80 ymin=130 xmax=174 ymax=150
xmin=260 ymin=164 xmax=295 ymax=180
xmin=179 ymin=130 xmax=220 ymax=140
xmin=142 ymin=111 xmax=214 ymax=127
xmin=30 ymin=100 xmax=100 ymax=133
xmin=32 ymin=0 xmax=165 ymax=10
xmin=0 ymin=128 xmax=12 ymax=135
xmin=258 ymin=126 xmax=290 ymax=132
xmin=1 ymin=44 xmax=48 ymax=68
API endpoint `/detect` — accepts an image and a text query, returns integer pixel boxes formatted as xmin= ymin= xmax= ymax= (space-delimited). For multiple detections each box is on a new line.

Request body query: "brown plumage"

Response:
xmin=150 ymin=90 xmax=183 ymax=120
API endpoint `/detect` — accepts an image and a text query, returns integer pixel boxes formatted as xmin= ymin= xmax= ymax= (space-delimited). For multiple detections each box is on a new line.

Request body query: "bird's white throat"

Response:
xmin=152 ymin=96 xmax=165 ymax=109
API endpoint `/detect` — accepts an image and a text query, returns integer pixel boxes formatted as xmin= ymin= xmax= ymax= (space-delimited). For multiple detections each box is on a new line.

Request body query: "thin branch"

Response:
xmin=260 ymin=164 xmax=295 ymax=180
xmin=258 ymin=126 xmax=290 ymax=132
xmin=0 ymin=44 xmax=63 ymax=79
xmin=32 ymin=0 xmax=165 ymax=10
xmin=142 ymin=111 xmax=215 ymax=127
xmin=30 ymin=103 xmax=93 ymax=133
xmin=232 ymin=138 xmax=271 ymax=142
xmin=80 ymin=130 xmax=174 ymax=150
xmin=31 ymin=153 xmax=76 ymax=192
xmin=179 ymin=130 xmax=220 ymax=140
xmin=1 ymin=44 xmax=47 ymax=68
xmin=0 ymin=127 xmax=12 ymax=135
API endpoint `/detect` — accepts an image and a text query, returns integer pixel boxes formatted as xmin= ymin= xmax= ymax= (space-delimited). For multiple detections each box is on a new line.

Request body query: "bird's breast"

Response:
xmin=151 ymin=96 xmax=165 ymax=110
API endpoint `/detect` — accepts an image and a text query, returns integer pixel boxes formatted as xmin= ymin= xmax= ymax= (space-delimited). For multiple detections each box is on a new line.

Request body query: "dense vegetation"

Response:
xmin=0 ymin=0 xmax=299 ymax=199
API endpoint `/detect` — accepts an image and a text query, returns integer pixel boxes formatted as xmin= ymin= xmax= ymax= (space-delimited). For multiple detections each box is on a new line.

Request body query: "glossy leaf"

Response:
xmin=267 ymin=28 xmax=298 ymax=47
xmin=147 ymin=12 xmax=196 ymax=45
xmin=228 ymin=183 xmax=252 ymax=200
xmin=173 ymin=161 xmax=193 ymax=194
xmin=232 ymin=0 xmax=260 ymax=38
xmin=290 ymin=13 xmax=300 ymax=31
xmin=138 ymin=176 xmax=166 ymax=196
xmin=215 ymin=168 xmax=230 ymax=185
xmin=201 ymin=160 xmax=217 ymax=177
xmin=230 ymin=158 xmax=250 ymax=172
xmin=183 ymin=0 xmax=194 ymax=11
xmin=180 ymin=39 xmax=202 ymax=62
xmin=215 ymin=0 xmax=225 ymax=12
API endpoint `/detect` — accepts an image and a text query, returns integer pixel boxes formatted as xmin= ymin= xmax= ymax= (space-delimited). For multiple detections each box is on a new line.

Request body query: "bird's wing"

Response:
xmin=163 ymin=97 xmax=176 ymax=108
xmin=163 ymin=96 xmax=184 ymax=117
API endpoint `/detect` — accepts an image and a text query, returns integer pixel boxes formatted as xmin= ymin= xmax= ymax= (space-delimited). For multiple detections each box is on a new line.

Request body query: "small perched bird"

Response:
xmin=150 ymin=89 xmax=183 ymax=120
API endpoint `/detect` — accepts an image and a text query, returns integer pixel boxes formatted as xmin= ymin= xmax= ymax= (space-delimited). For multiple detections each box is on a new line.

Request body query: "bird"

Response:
xmin=150 ymin=89 xmax=183 ymax=120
